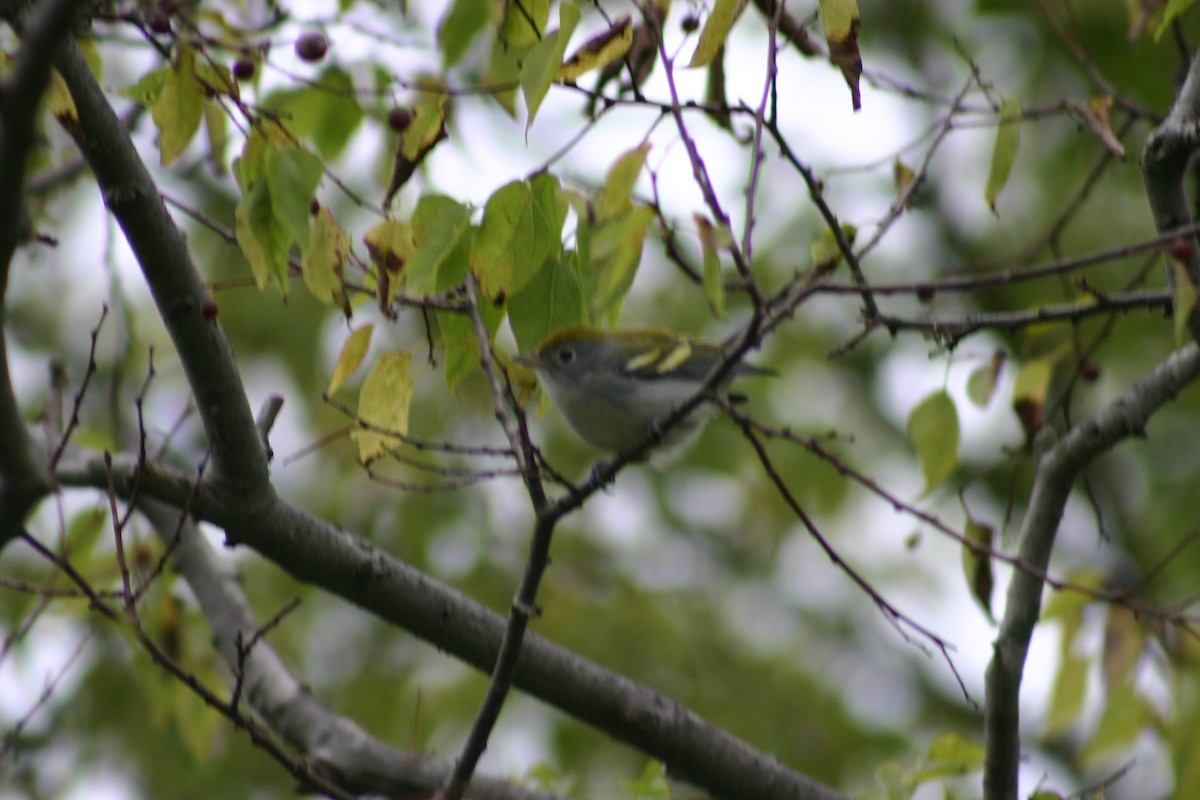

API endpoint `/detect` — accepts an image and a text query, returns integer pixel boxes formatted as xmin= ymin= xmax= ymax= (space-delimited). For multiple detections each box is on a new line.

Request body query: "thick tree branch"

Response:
xmin=1143 ymin=49 xmax=1200 ymax=341
xmin=52 ymin=38 xmax=272 ymax=497
xmin=983 ymin=342 xmax=1200 ymax=800
xmin=136 ymin=498 xmax=561 ymax=800
xmin=0 ymin=0 xmax=82 ymax=548
xmin=56 ymin=452 xmax=849 ymax=800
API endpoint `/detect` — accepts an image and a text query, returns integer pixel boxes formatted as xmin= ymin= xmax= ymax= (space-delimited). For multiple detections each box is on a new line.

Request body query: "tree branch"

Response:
xmin=52 ymin=38 xmax=272 ymax=497
xmin=0 ymin=0 xmax=82 ymax=548
xmin=983 ymin=342 xmax=1200 ymax=800
xmin=56 ymin=451 xmax=850 ymax=800
xmin=136 ymin=497 xmax=561 ymax=800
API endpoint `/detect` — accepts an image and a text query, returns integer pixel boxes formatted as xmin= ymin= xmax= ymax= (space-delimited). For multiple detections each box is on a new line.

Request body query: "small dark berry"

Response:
xmin=233 ymin=58 xmax=256 ymax=81
xmin=158 ymin=0 xmax=179 ymax=13
xmin=310 ymin=198 xmax=320 ymax=215
xmin=387 ymin=107 xmax=414 ymax=132
xmin=916 ymin=284 xmax=935 ymax=303
xmin=681 ymin=14 xmax=700 ymax=33
xmin=1079 ymin=361 xmax=1100 ymax=382
xmin=1170 ymin=238 xmax=1194 ymax=262
xmin=295 ymin=32 xmax=328 ymax=63
xmin=200 ymin=300 xmax=219 ymax=319
xmin=147 ymin=9 xmax=172 ymax=35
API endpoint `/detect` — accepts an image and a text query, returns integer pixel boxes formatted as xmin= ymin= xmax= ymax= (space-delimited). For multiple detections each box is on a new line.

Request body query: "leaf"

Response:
xmin=1012 ymin=356 xmax=1054 ymax=446
xmin=303 ymin=207 xmax=350 ymax=306
xmin=688 ymin=0 xmax=749 ymax=68
xmin=1083 ymin=682 xmax=1151 ymax=764
xmin=558 ymin=14 xmax=633 ymax=82
xmin=44 ymin=69 xmax=78 ymax=128
xmin=387 ymin=87 xmax=449 ymax=204
xmin=364 ymin=220 xmax=415 ymax=305
xmin=264 ymin=67 xmax=364 ymax=159
xmin=810 ymin=224 xmax=858 ymax=270
xmin=966 ymin=350 xmax=1006 ymax=407
xmin=353 ymin=350 xmax=413 ymax=463
xmin=407 ymin=194 xmax=473 ymax=295
xmin=1169 ymin=257 xmax=1197 ymax=346
xmin=1044 ymin=652 xmax=1089 ymax=738
xmin=484 ymin=0 xmax=550 ymax=115
xmin=437 ymin=0 xmax=495 ymax=68
xmin=985 ymin=96 xmax=1021 ymax=213
xmin=1155 ymin=0 xmax=1197 ymax=40
xmin=266 ymin=146 xmax=324 ymax=253
xmin=907 ymin=390 xmax=959 ymax=494
xmin=235 ymin=178 xmax=288 ymax=291
xmin=328 ymin=325 xmax=373 ymax=395
xmin=590 ymin=205 xmax=654 ymax=318
xmin=153 ymin=46 xmax=204 ymax=165
xmin=596 ymin=143 xmax=650 ymax=222
xmin=470 ymin=175 xmax=566 ymax=300
xmin=912 ymin=731 xmax=984 ymax=782
xmin=961 ymin=517 xmax=995 ymax=623
xmin=695 ymin=214 xmax=728 ymax=319
xmin=202 ymin=100 xmax=229 ymax=175
xmin=819 ymin=0 xmax=862 ymax=110
xmin=1102 ymin=606 xmax=1145 ymax=692
xmin=509 ymin=255 xmax=586 ymax=353
xmin=522 ymin=1 xmax=580 ymax=127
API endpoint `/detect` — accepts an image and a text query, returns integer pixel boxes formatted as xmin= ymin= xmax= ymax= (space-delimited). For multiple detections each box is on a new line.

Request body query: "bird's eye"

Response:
xmin=556 ymin=347 xmax=575 ymax=364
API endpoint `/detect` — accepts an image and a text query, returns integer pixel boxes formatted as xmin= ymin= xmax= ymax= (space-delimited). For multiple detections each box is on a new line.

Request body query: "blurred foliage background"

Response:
xmin=4 ymin=1 xmax=1200 ymax=799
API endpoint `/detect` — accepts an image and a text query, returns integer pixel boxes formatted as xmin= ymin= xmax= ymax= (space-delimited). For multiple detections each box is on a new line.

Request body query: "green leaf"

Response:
xmin=484 ymin=0 xmax=549 ymax=115
xmin=202 ymin=100 xmax=229 ymax=175
xmin=438 ymin=0 xmax=495 ymax=67
xmin=438 ymin=311 xmax=479 ymax=394
xmin=235 ymin=178 xmax=289 ymax=291
xmin=906 ymin=390 xmax=959 ymax=494
xmin=810 ymin=223 xmax=858 ymax=270
xmin=1156 ymin=0 xmax=1197 ymax=40
xmin=985 ymin=96 xmax=1021 ymax=213
xmin=470 ymin=175 xmax=566 ymax=300
xmin=328 ymin=325 xmax=373 ymax=395
xmin=688 ymin=0 xmax=749 ymax=68
xmin=596 ymin=143 xmax=650 ymax=222
xmin=121 ymin=66 xmax=169 ymax=107
xmin=509 ymin=255 xmax=586 ymax=353
xmin=303 ymin=207 xmax=350 ymax=305
xmin=353 ymin=350 xmax=413 ymax=463
xmin=961 ymin=517 xmax=994 ymax=622
xmin=1084 ymin=682 xmax=1152 ymax=764
xmin=696 ymin=214 xmax=728 ymax=319
xmin=266 ymin=146 xmax=323 ymax=252
xmin=522 ymin=1 xmax=579 ymax=127
xmin=966 ymin=350 xmax=1006 ymax=407
xmin=1044 ymin=651 xmax=1089 ymax=738
xmin=408 ymin=194 xmax=472 ymax=295
xmin=912 ymin=731 xmax=984 ymax=783
xmin=264 ymin=67 xmax=364 ymax=159
xmin=153 ymin=46 xmax=204 ymax=166
xmin=589 ymin=205 xmax=654 ymax=318
xmin=1169 ymin=258 xmax=1197 ymax=346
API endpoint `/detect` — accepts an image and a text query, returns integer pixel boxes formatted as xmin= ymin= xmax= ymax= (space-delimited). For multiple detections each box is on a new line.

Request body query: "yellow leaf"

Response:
xmin=907 ymin=390 xmax=959 ymax=494
xmin=558 ymin=15 xmax=633 ymax=82
xmin=819 ymin=0 xmax=862 ymax=110
xmin=689 ymin=0 xmax=749 ymax=68
xmin=153 ymin=46 xmax=204 ymax=166
xmin=353 ymin=350 xmax=413 ymax=463
xmin=304 ymin=207 xmax=350 ymax=306
xmin=328 ymin=325 xmax=373 ymax=395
